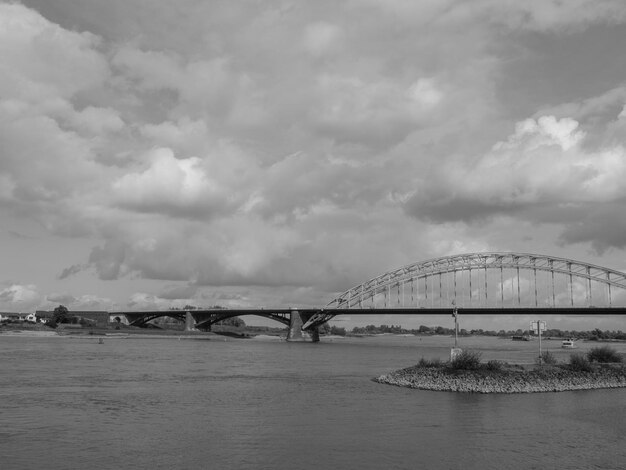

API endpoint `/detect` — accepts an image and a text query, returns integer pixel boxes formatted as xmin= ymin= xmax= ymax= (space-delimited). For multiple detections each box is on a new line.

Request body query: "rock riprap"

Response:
xmin=374 ymin=364 xmax=626 ymax=393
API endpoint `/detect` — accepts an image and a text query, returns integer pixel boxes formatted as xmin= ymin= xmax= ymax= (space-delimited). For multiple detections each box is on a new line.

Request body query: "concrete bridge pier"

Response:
xmin=184 ymin=311 xmax=197 ymax=332
xmin=286 ymin=311 xmax=319 ymax=342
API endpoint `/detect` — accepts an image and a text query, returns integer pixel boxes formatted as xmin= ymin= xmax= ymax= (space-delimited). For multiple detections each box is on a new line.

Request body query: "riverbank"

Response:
xmin=0 ymin=322 xmax=287 ymax=338
xmin=375 ymin=363 xmax=626 ymax=393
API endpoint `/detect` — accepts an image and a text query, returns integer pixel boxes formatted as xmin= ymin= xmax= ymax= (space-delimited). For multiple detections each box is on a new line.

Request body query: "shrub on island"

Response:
xmin=485 ymin=359 xmax=505 ymax=371
xmin=568 ymin=353 xmax=593 ymax=372
xmin=538 ymin=350 xmax=558 ymax=365
xmin=419 ymin=350 xmax=506 ymax=372
xmin=450 ymin=349 xmax=482 ymax=370
xmin=417 ymin=357 xmax=442 ymax=368
xmin=587 ymin=346 xmax=622 ymax=363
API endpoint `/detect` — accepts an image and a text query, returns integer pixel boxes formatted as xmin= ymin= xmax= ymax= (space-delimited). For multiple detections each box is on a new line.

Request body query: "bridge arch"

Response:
xmin=327 ymin=252 xmax=626 ymax=310
xmin=191 ymin=311 xmax=291 ymax=330
xmin=120 ymin=310 xmax=292 ymax=330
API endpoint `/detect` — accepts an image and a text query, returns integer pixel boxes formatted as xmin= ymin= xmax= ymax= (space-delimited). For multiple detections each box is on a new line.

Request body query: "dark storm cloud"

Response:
xmin=558 ymin=202 xmax=626 ymax=253
xmin=58 ymin=264 xmax=84 ymax=280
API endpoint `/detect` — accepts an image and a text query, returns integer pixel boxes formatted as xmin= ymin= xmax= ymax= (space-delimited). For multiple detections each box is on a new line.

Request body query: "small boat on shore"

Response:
xmin=561 ymin=339 xmax=576 ymax=348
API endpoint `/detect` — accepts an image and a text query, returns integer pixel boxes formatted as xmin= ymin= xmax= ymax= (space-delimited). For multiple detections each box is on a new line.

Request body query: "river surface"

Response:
xmin=1 ymin=333 xmax=625 ymax=470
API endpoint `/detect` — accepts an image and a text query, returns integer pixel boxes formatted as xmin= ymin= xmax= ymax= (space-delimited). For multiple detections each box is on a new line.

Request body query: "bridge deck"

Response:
xmin=114 ymin=307 xmax=626 ymax=316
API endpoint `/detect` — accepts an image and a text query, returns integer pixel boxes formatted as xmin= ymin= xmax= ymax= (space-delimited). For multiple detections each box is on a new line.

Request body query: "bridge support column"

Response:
xmin=184 ymin=311 xmax=197 ymax=332
xmin=286 ymin=311 xmax=319 ymax=342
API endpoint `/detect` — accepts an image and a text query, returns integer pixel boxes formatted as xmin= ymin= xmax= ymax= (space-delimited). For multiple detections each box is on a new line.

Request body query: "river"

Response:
xmin=1 ymin=333 xmax=624 ymax=470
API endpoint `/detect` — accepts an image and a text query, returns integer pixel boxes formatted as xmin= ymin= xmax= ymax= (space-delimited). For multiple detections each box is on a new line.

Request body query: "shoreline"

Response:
xmin=374 ymin=364 xmax=626 ymax=393
xmin=2 ymin=323 xmax=625 ymax=343
xmin=0 ymin=327 xmax=288 ymax=341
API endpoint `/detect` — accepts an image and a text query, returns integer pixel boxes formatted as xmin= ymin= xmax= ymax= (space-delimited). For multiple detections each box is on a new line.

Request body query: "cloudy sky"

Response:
xmin=2 ymin=0 xmax=626 ymax=330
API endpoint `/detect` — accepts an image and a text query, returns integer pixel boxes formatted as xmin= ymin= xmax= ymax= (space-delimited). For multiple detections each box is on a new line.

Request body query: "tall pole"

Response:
xmin=452 ymin=302 xmax=458 ymax=348
xmin=538 ymin=320 xmax=542 ymax=364
xmin=533 ymin=319 xmax=545 ymax=365
xmin=450 ymin=301 xmax=461 ymax=362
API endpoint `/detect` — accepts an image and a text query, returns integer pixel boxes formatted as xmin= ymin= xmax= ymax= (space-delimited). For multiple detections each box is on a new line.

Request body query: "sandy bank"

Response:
xmin=249 ymin=334 xmax=285 ymax=341
xmin=375 ymin=364 xmax=626 ymax=393
xmin=0 ymin=330 xmax=60 ymax=337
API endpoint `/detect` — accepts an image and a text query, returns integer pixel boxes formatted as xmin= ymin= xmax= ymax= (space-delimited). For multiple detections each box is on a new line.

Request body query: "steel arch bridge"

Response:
xmin=301 ymin=252 xmax=626 ymax=329
xmin=111 ymin=252 xmax=626 ymax=334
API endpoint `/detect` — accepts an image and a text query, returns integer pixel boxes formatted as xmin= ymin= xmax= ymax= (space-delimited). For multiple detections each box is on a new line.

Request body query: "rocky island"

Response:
xmin=375 ymin=348 xmax=626 ymax=393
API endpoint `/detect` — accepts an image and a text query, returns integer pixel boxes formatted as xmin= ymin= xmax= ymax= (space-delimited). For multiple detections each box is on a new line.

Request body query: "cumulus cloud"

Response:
xmin=112 ymin=45 xmax=260 ymax=122
xmin=0 ymin=1 xmax=119 ymax=242
xmin=407 ymin=78 xmax=443 ymax=109
xmin=111 ymin=46 xmax=181 ymax=92
xmin=71 ymin=106 xmax=124 ymax=135
xmin=127 ymin=292 xmax=172 ymax=310
xmin=72 ymin=294 xmax=117 ymax=311
xmin=312 ymin=74 xmax=444 ymax=148
xmin=157 ymin=283 xmax=199 ymax=300
xmin=88 ymin=240 xmax=128 ymax=281
xmin=0 ymin=3 xmax=108 ymax=101
xmin=112 ymin=147 xmax=232 ymax=217
xmin=302 ymin=22 xmax=342 ymax=57
xmin=46 ymin=293 xmax=77 ymax=305
xmin=0 ymin=283 xmax=41 ymax=310
xmin=408 ymin=113 xmax=626 ymax=218
xmin=0 ymin=103 xmax=99 ymax=203
xmin=84 ymin=213 xmax=302 ymax=284
xmin=42 ymin=293 xmax=117 ymax=311
xmin=139 ymin=118 xmax=212 ymax=156
xmin=406 ymin=107 xmax=626 ymax=253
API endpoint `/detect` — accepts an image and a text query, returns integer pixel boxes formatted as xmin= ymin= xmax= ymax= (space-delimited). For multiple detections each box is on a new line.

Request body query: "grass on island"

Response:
xmin=375 ymin=347 xmax=626 ymax=393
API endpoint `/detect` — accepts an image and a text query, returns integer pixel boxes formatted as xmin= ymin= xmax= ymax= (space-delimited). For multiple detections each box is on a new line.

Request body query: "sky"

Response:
xmin=1 ymin=0 xmax=626 ymax=331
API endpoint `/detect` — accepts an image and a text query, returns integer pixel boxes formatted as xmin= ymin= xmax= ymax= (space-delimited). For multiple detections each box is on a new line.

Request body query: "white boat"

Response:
xmin=561 ymin=339 xmax=576 ymax=348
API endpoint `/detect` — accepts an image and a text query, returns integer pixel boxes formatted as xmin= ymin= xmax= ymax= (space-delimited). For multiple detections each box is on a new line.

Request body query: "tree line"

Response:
xmin=323 ymin=323 xmax=626 ymax=340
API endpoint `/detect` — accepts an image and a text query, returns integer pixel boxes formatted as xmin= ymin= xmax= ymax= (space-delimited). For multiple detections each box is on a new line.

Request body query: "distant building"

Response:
xmin=0 ymin=312 xmax=34 ymax=322
xmin=35 ymin=311 xmax=53 ymax=323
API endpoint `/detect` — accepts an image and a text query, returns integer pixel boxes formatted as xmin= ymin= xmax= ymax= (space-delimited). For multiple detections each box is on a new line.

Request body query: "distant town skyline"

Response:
xmin=1 ymin=1 xmax=626 ymax=330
